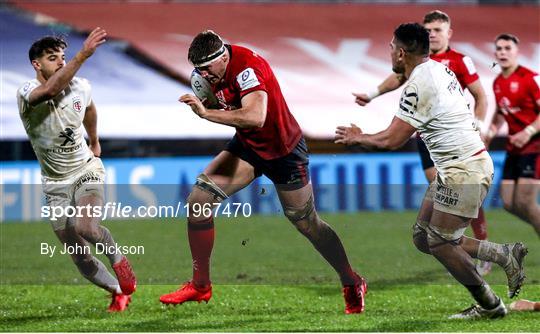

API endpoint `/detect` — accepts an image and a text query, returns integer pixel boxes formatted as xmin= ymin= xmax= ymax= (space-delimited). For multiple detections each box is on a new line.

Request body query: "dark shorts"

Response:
xmin=225 ymin=135 xmax=310 ymax=189
xmin=417 ymin=137 xmax=435 ymax=170
xmin=502 ymin=153 xmax=540 ymax=180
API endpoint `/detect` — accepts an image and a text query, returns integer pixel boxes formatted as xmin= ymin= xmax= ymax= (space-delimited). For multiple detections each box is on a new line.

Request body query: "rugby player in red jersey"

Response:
xmin=159 ymin=30 xmax=367 ymax=314
xmin=484 ymin=33 xmax=540 ymax=236
xmin=353 ymin=10 xmax=492 ymax=275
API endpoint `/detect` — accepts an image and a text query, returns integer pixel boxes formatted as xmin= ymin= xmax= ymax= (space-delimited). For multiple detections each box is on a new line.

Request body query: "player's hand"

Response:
xmin=509 ymin=129 xmax=531 ymax=149
xmin=89 ymin=140 xmax=101 ymax=157
xmin=334 ymin=123 xmax=363 ymax=145
xmin=352 ymin=92 xmax=371 ymax=106
xmin=180 ymin=94 xmax=208 ymax=118
xmin=79 ymin=27 xmax=107 ymax=60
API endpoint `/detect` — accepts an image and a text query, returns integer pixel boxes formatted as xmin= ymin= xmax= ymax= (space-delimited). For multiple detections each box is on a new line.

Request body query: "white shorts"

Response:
xmin=42 ymin=157 xmax=105 ymax=231
xmin=431 ymin=151 xmax=494 ymax=219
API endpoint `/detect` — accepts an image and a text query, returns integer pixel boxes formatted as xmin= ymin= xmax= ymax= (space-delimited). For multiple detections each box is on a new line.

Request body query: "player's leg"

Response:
xmin=412 ymin=182 xmax=435 ymax=254
xmin=419 ymin=138 xmax=490 ymax=271
xmin=428 ymin=209 xmax=506 ymax=319
xmin=160 ymin=147 xmax=256 ymax=305
xmin=187 ymin=150 xmax=256 ymax=287
xmin=276 ymin=182 xmax=367 ymax=314
xmin=72 ymin=159 xmax=136 ymax=295
xmin=54 ymin=221 xmax=130 ymax=312
xmin=511 ymin=174 xmax=540 ymax=236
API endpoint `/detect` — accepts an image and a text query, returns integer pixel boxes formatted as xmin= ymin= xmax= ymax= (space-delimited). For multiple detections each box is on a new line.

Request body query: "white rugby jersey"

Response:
xmin=395 ymin=60 xmax=485 ymax=167
xmin=17 ymin=77 xmax=94 ymax=179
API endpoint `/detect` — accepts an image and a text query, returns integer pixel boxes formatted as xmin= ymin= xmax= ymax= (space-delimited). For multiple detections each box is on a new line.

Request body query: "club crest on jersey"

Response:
xmin=72 ymin=96 xmax=83 ymax=112
xmin=510 ymin=81 xmax=519 ymax=93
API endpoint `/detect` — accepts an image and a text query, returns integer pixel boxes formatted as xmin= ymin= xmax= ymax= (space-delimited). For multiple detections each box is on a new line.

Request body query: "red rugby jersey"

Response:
xmin=493 ymin=66 xmax=540 ymax=155
xmin=430 ymin=48 xmax=480 ymax=89
xmin=213 ymin=45 xmax=302 ymax=160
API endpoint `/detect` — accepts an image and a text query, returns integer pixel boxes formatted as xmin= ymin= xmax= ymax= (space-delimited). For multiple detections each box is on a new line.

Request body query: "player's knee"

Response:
xmin=412 ymin=222 xmax=431 ymax=254
xmin=426 ymin=225 xmax=465 ymax=254
xmin=189 ymin=173 xmax=228 ymax=205
xmin=74 ymin=221 xmax=101 ymax=241
xmin=283 ymin=194 xmax=316 ymax=224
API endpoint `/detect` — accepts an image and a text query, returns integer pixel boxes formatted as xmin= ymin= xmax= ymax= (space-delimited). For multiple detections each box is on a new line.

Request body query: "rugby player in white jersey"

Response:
xmin=17 ymin=28 xmax=136 ymax=312
xmin=335 ymin=23 xmax=528 ymax=319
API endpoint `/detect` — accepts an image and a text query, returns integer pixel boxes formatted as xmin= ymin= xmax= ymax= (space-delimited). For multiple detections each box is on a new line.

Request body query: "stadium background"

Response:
xmin=1 ymin=0 xmax=539 ymax=332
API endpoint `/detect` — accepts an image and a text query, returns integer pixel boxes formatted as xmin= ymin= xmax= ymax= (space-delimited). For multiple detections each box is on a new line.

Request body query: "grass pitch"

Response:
xmin=1 ymin=210 xmax=539 ymax=332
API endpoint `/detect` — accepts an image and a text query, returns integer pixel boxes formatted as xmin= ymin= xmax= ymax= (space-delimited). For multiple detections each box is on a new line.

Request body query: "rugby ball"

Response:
xmin=190 ymin=69 xmax=220 ymax=108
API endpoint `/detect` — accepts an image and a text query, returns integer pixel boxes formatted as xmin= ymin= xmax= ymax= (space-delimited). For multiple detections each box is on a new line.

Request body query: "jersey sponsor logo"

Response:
xmin=72 ymin=96 xmax=83 ymax=112
xmin=435 ymin=184 xmax=460 ymax=207
xmin=399 ymin=84 xmax=418 ymax=116
xmin=45 ymin=143 xmax=82 ymax=154
xmin=462 ymin=56 xmax=477 ymax=75
xmin=59 ymin=127 xmax=76 ymax=146
xmin=74 ymin=171 xmax=103 ymax=190
xmin=236 ymin=68 xmax=260 ymax=91
xmin=510 ymin=81 xmax=519 ymax=93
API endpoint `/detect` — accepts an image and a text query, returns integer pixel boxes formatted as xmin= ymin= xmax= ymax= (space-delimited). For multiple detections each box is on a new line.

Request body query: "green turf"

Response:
xmin=1 ymin=210 xmax=539 ymax=331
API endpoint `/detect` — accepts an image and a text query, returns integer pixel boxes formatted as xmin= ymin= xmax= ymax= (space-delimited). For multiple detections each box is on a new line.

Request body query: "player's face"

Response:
xmin=32 ymin=49 xmax=66 ymax=80
xmin=424 ymin=20 xmax=452 ymax=54
xmin=495 ymin=39 xmax=519 ymax=70
xmin=390 ymin=38 xmax=405 ymax=74
xmin=196 ymin=56 xmax=227 ymax=84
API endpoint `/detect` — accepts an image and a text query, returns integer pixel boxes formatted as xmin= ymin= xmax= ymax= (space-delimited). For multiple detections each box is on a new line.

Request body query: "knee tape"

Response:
xmin=427 ymin=225 xmax=466 ymax=248
xmin=413 ymin=220 xmax=428 ymax=238
xmin=284 ymin=194 xmax=316 ymax=223
xmin=193 ymin=173 xmax=228 ymax=202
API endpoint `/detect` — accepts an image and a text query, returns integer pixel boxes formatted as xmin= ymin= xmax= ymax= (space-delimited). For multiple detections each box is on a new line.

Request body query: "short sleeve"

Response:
xmin=528 ymin=74 xmax=540 ymax=102
xmin=17 ymin=81 xmax=39 ymax=103
xmin=236 ymin=60 xmax=267 ymax=98
xmin=395 ymin=82 xmax=433 ymax=129
xmin=459 ymin=56 xmax=480 ymax=86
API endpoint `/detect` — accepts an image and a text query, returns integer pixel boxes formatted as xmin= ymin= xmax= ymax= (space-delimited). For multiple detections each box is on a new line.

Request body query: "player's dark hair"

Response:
xmin=394 ymin=23 xmax=430 ymax=57
xmin=28 ymin=36 xmax=67 ymax=62
xmin=423 ymin=10 xmax=451 ymax=25
xmin=188 ymin=30 xmax=224 ymax=65
xmin=495 ymin=33 xmax=519 ymax=45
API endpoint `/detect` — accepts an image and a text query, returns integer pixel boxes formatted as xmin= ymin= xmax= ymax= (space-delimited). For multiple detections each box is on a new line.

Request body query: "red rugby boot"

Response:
xmin=343 ymin=273 xmax=368 ymax=314
xmin=112 ymin=256 xmax=137 ymax=295
xmin=108 ymin=292 xmax=131 ymax=312
xmin=160 ymin=281 xmax=212 ymax=305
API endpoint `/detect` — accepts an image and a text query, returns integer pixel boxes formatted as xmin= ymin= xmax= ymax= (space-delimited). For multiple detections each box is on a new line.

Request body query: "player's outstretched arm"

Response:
xmin=352 ymin=73 xmax=406 ymax=107
xmin=83 ymin=101 xmax=101 ymax=157
xmin=335 ymin=116 xmax=415 ymax=150
xmin=29 ymin=27 xmax=107 ymax=106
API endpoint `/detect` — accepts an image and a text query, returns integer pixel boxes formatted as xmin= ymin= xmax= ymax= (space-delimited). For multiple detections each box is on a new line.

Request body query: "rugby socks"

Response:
xmin=187 ymin=217 xmax=214 ymax=288
xmin=470 ymin=208 xmax=488 ymax=240
xmin=78 ymin=257 xmax=121 ymax=294
xmin=84 ymin=226 xmax=123 ymax=265
xmin=477 ymin=240 xmax=507 ymax=266
xmin=465 ymin=283 xmax=500 ymax=310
